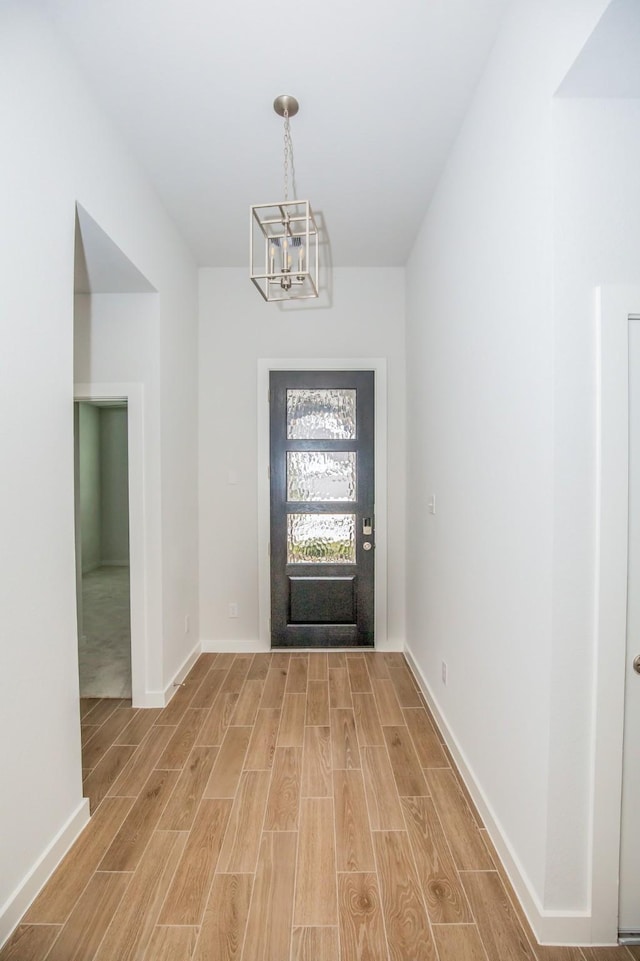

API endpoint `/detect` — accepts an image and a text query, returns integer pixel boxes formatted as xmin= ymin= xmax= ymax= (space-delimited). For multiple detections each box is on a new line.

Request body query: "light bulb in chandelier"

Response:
xmin=270 ymin=236 xmax=306 ymax=279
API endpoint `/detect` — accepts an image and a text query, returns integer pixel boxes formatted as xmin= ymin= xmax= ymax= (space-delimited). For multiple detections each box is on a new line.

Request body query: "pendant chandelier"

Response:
xmin=250 ymin=95 xmax=319 ymax=302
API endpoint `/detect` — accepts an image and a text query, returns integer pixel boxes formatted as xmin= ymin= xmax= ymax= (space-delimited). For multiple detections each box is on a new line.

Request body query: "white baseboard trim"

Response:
xmin=403 ymin=643 xmax=596 ymax=947
xmin=0 ymin=798 xmax=90 ymax=950
xmin=159 ymin=641 xmax=202 ymax=707
xmin=141 ymin=641 xmax=202 ymax=707
xmin=200 ymin=638 xmax=405 ymax=654
xmin=371 ymin=638 xmax=404 ymax=652
xmin=201 ymin=639 xmax=269 ymax=654
xmin=138 ymin=689 xmax=170 ymax=708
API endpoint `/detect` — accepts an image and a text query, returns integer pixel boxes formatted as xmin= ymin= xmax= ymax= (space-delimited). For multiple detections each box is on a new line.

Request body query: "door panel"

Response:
xmin=270 ymin=370 xmax=374 ymax=647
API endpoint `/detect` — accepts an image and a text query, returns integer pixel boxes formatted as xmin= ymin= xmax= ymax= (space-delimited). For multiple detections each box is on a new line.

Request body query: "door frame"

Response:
xmin=257 ymin=358 xmax=389 ymax=649
xmin=592 ymin=286 xmax=640 ymax=942
xmin=74 ymin=381 xmax=148 ymax=707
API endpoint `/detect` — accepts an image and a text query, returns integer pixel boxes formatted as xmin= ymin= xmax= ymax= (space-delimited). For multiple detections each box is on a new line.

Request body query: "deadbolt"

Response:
xmin=633 ymin=655 xmax=640 ymax=675
xmin=363 ymin=542 xmax=372 ymax=551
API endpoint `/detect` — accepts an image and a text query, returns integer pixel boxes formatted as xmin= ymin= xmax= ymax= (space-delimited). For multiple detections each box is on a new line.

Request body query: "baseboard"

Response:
xmin=0 ymin=798 xmax=90 ymax=950
xmin=157 ymin=641 xmax=202 ymax=707
xmin=200 ymin=638 xmax=405 ymax=653
xmin=136 ymin=689 xmax=169 ymax=708
xmin=370 ymin=637 xmax=404 ymax=652
xmin=403 ymin=644 xmax=595 ymax=947
xmin=201 ymin=639 xmax=269 ymax=654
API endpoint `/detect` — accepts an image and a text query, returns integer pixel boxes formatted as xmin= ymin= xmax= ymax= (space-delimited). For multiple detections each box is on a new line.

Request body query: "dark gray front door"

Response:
xmin=270 ymin=370 xmax=375 ymax=647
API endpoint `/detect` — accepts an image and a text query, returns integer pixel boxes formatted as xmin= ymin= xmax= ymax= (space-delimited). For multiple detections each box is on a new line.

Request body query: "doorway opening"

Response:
xmin=75 ymin=400 xmax=131 ymax=697
xmin=74 ymin=204 xmax=155 ymax=708
xmin=618 ymin=313 xmax=640 ymax=942
xmin=594 ymin=286 xmax=640 ymax=944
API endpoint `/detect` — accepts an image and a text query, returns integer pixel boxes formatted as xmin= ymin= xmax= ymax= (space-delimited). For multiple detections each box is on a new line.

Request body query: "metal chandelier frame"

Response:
xmin=250 ymin=96 xmax=319 ymax=303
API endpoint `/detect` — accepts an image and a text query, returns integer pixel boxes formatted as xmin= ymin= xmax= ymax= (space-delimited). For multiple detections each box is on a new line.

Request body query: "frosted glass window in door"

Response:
xmin=286 ymin=389 xmax=356 ymax=439
xmin=287 ymin=452 xmax=356 ymax=502
xmin=287 ymin=513 xmax=356 ymax=564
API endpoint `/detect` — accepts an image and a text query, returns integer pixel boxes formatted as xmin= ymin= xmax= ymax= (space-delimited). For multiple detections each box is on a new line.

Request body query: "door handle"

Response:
xmin=633 ymin=655 xmax=640 ymax=675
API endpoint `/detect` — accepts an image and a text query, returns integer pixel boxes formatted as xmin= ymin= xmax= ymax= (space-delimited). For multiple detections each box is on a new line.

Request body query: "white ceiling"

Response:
xmin=37 ymin=0 xmax=511 ymax=268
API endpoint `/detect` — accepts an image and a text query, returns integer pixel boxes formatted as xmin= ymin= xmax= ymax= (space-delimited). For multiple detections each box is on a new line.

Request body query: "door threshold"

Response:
xmin=270 ymin=646 xmax=376 ymax=653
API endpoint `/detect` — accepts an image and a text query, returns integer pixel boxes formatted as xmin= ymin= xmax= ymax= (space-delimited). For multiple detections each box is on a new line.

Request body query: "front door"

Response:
xmin=269 ymin=370 xmax=375 ymax=647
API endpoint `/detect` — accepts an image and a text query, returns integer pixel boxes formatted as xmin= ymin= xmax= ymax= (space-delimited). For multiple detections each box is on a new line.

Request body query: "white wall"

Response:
xmin=78 ymin=403 xmax=101 ymax=572
xmin=404 ymin=0 xmax=614 ymax=943
xmin=99 ymin=407 xmax=130 ymax=565
xmin=198 ymin=268 xmax=405 ymax=649
xmin=0 ymin=3 xmax=198 ymax=942
xmin=550 ymin=94 xmax=640 ymax=932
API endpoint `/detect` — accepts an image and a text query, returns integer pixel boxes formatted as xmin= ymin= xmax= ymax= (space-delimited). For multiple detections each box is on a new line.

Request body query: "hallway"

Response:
xmin=2 ymin=652 xmax=637 ymax=961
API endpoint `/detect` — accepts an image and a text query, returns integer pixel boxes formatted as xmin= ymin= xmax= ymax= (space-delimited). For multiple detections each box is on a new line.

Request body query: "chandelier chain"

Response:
xmin=283 ymin=108 xmax=292 ymax=202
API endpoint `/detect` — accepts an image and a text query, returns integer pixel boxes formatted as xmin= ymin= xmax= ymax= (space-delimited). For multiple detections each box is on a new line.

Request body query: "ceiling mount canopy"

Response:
xmin=250 ymin=95 xmax=319 ymax=303
xmin=273 ymin=94 xmax=299 ymax=118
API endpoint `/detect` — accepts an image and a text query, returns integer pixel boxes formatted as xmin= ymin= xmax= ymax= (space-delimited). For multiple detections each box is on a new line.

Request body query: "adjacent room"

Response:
xmin=75 ymin=400 xmax=131 ymax=699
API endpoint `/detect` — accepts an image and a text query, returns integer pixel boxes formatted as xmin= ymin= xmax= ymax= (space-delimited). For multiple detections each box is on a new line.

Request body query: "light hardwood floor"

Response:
xmin=2 ymin=652 xmax=638 ymax=961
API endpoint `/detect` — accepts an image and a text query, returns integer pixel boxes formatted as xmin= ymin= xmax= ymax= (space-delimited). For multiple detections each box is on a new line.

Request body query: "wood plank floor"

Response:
xmin=2 ymin=652 xmax=637 ymax=961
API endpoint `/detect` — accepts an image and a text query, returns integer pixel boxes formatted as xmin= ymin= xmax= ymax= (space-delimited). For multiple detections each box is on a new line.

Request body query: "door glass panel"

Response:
xmin=287 ymin=513 xmax=356 ymax=564
xmin=287 ymin=451 xmax=356 ymax=502
xmin=287 ymin=389 xmax=356 ymax=439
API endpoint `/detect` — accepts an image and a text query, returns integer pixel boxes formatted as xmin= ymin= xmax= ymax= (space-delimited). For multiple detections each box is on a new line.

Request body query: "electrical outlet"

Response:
xmin=228 ymin=602 xmax=238 ymax=618
xmin=441 ymin=660 xmax=448 ymax=685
